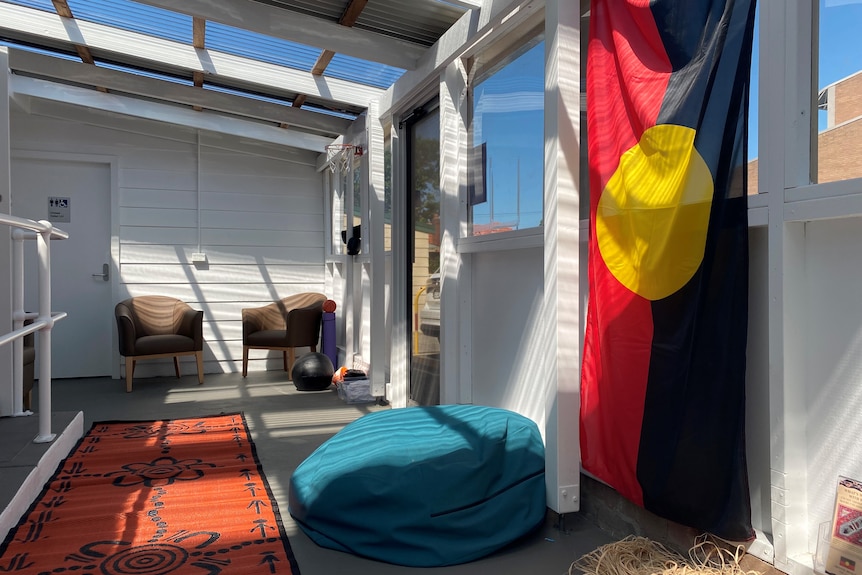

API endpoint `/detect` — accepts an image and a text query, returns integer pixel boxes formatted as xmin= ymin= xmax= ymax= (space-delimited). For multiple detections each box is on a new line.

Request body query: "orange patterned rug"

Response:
xmin=0 ymin=413 xmax=300 ymax=575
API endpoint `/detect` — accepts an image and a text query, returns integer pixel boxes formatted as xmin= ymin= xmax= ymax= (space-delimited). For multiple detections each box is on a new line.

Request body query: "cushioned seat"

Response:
xmin=288 ymin=404 xmax=546 ymax=567
xmin=241 ymin=292 xmax=327 ymax=377
xmin=115 ymin=296 xmax=204 ymax=392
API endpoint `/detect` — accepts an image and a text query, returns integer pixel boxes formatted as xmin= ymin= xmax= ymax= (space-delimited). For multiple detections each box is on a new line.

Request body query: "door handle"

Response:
xmin=92 ymin=263 xmax=109 ymax=281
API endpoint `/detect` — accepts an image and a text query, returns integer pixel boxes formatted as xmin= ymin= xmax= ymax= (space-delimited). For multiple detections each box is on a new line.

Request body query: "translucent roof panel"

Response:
xmin=206 ymin=21 xmax=319 ymax=73
xmin=0 ymin=39 xmax=81 ymax=62
xmin=207 ymin=21 xmax=405 ymax=89
xmin=66 ymin=0 xmax=192 ymax=44
xmin=3 ymin=0 xmax=54 ymax=13
xmin=326 ymin=53 xmax=405 ymax=89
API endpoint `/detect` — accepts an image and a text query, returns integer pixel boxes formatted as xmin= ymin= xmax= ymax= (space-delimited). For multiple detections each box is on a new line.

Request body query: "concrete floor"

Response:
xmin=1 ymin=371 xmax=616 ymax=575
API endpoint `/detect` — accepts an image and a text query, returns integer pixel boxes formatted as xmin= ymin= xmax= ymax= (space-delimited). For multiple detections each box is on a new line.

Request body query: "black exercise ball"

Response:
xmin=292 ymin=352 xmax=334 ymax=391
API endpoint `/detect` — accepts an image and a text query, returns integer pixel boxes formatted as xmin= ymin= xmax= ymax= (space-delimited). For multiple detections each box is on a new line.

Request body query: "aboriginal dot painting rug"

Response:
xmin=0 ymin=413 xmax=301 ymax=575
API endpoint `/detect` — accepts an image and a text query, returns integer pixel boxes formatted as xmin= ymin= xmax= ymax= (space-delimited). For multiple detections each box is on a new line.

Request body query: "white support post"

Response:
xmin=0 ymin=47 xmax=13 ymax=417
xmin=439 ymin=59 xmax=469 ymax=405
xmin=367 ymin=101 xmax=387 ymax=398
xmin=761 ymin=0 xmax=813 ymax=570
xmin=544 ymin=0 xmax=582 ymax=514
xmin=34 ymin=223 xmax=55 ymax=443
xmin=11 ymin=230 xmax=26 ymax=415
xmin=389 ymin=121 xmax=409 ymax=408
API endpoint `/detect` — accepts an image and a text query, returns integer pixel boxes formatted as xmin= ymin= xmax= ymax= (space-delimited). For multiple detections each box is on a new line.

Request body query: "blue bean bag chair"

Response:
xmin=288 ymin=404 xmax=546 ymax=567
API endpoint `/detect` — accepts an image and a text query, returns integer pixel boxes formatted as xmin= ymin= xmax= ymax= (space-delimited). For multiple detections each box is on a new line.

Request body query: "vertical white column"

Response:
xmin=389 ymin=121 xmax=409 ymax=408
xmin=35 ymin=224 xmax=55 ymax=443
xmin=11 ymin=231 xmax=25 ymax=414
xmin=439 ymin=61 xmax=470 ymax=405
xmin=762 ymin=0 xmax=812 ymax=569
xmin=367 ymin=101 xmax=387 ymax=398
xmin=0 ymin=47 xmax=13 ymax=417
xmin=543 ymin=0 xmax=582 ymax=514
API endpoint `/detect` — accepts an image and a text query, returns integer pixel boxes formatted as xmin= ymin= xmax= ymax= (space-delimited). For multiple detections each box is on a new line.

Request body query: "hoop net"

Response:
xmin=325 ymin=144 xmax=354 ymax=174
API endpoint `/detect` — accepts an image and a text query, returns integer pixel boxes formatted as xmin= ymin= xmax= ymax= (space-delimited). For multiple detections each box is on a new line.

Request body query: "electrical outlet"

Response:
xmin=191 ymin=252 xmax=207 ymax=263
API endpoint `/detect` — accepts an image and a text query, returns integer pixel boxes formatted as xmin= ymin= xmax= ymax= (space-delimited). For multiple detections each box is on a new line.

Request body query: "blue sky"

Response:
xmin=748 ymin=0 xmax=862 ymax=159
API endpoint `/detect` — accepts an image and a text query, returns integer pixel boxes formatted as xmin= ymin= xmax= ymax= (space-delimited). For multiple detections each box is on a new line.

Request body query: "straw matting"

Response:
xmin=0 ymin=413 xmax=300 ymax=575
xmin=571 ymin=535 xmax=763 ymax=575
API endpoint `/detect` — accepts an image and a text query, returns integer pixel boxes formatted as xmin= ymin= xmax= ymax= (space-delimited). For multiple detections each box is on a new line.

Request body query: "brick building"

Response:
xmin=749 ymin=69 xmax=862 ymax=192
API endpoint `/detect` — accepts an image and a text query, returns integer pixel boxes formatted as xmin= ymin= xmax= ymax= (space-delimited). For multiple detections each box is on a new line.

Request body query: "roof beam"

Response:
xmin=379 ymin=0 xmax=540 ymax=117
xmin=441 ymin=0 xmax=482 ymax=8
xmin=192 ymin=17 xmax=205 ymax=109
xmin=8 ymin=49 xmax=352 ymax=135
xmin=0 ymin=2 xmax=383 ymax=109
xmin=132 ymin=0 xmax=423 ymax=71
xmin=10 ymin=74 xmax=334 ymax=152
xmin=310 ymin=0 xmax=367 ymax=86
xmin=49 ymin=0 xmax=109 ymax=93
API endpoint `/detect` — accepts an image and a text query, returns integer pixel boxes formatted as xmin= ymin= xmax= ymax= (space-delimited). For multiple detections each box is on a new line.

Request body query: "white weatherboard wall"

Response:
xmin=470 ymin=247 xmax=545 ymax=424
xmin=803 ymin=217 xmax=862 ymax=551
xmin=11 ymin=101 xmax=326 ymax=378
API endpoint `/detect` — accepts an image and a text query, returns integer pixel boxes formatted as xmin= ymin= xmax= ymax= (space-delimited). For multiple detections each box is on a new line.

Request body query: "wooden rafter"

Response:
xmin=298 ymin=0 xmax=369 ymax=116
xmin=310 ymin=0 xmax=368 ymax=76
xmin=281 ymin=94 xmax=308 ymax=128
xmin=50 ymin=0 xmax=106 ymax=91
xmin=192 ymin=17 xmax=206 ymax=110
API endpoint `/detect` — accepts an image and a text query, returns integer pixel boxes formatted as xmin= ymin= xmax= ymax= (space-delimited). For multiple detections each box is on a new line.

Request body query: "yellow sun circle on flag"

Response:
xmin=596 ymin=124 xmax=714 ymax=301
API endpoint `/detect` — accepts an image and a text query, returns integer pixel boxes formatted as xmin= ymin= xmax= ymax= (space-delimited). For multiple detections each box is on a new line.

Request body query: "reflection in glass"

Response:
xmin=409 ymin=107 xmax=440 ymax=406
xmin=469 ymin=37 xmax=545 ymax=235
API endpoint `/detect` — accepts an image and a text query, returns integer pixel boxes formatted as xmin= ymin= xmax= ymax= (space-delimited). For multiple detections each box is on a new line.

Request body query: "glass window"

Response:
xmin=816 ymin=0 xmax=862 ymax=184
xmin=408 ymin=106 xmax=441 ymax=406
xmin=468 ymin=33 xmax=545 ymax=236
xmin=747 ymin=4 xmax=760 ymax=194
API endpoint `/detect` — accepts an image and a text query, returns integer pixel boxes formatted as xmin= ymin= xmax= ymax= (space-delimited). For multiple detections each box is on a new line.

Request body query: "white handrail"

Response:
xmin=0 ymin=213 xmax=69 ymax=238
xmin=1 ymin=213 xmax=68 ymax=443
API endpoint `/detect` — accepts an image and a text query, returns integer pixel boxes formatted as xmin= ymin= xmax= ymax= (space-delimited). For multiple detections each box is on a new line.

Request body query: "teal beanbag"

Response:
xmin=288 ymin=404 xmax=546 ymax=567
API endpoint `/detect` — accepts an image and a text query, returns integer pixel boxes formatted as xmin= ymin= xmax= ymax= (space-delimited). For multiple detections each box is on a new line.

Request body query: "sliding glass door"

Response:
xmin=405 ymin=102 xmax=440 ymax=405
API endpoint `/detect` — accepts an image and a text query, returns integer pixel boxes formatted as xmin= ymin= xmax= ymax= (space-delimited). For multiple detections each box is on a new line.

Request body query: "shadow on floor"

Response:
xmin=1 ymin=371 xmax=617 ymax=574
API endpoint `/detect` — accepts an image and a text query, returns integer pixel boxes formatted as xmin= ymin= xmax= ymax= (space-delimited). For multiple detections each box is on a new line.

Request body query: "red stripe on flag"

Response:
xmin=581 ymin=0 xmax=672 ymax=507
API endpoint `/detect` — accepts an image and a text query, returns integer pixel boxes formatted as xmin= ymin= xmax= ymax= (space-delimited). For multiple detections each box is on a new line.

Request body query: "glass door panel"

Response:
xmin=407 ymin=105 xmax=441 ymax=405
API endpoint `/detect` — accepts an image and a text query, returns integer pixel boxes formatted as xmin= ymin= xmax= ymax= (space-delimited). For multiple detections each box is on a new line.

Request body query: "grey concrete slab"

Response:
xmin=2 ymin=372 xmax=616 ymax=574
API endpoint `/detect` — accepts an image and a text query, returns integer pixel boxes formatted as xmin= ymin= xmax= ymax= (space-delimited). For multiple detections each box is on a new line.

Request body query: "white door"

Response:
xmin=11 ymin=156 xmax=113 ymax=378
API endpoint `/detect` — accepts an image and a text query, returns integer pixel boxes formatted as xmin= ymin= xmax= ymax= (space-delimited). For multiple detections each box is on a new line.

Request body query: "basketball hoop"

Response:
xmin=325 ymin=144 xmax=354 ymax=174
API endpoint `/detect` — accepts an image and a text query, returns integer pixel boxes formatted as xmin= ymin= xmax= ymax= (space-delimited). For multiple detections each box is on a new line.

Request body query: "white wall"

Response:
xmin=746 ymin=225 xmax=772 ymax=540
xmin=470 ymin=246 xmax=547 ymax=426
xmin=11 ymin=101 xmax=327 ymax=378
xmin=803 ymin=217 xmax=862 ymax=551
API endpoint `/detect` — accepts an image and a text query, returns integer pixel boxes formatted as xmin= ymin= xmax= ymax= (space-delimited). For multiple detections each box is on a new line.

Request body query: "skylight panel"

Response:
xmin=0 ymin=39 xmax=80 ymax=62
xmin=206 ymin=21 xmax=320 ymax=73
xmin=65 ymin=0 xmax=192 ymax=44
xmin=326 ymin=53 xmax=404 ymax=89
xmin=96 ymin=60 xmax=193 ymax=86
xmin=2 ymin=0 xmax=54 ymax=12
xmin=205 ymin=84 xmax=358 ymax=121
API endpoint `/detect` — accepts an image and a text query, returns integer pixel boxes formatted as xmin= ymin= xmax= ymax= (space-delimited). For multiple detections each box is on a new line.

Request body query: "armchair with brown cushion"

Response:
xmin=242 ymin=292 xmax=327 ymax=377
xmin=115 ymin=296 xmax=204 ymax=392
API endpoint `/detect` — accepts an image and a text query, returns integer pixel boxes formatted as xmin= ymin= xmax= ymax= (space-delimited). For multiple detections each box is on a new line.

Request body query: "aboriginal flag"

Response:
xmin=580 ymin=0 xmax=756 ymax=541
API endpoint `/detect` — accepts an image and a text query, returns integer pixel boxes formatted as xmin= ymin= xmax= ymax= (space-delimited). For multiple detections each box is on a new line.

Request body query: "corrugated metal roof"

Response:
xmin=357 ymin=0 xmax=466 ymax=46
xmin=249 ymin=0 xmax=467 ymax=46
